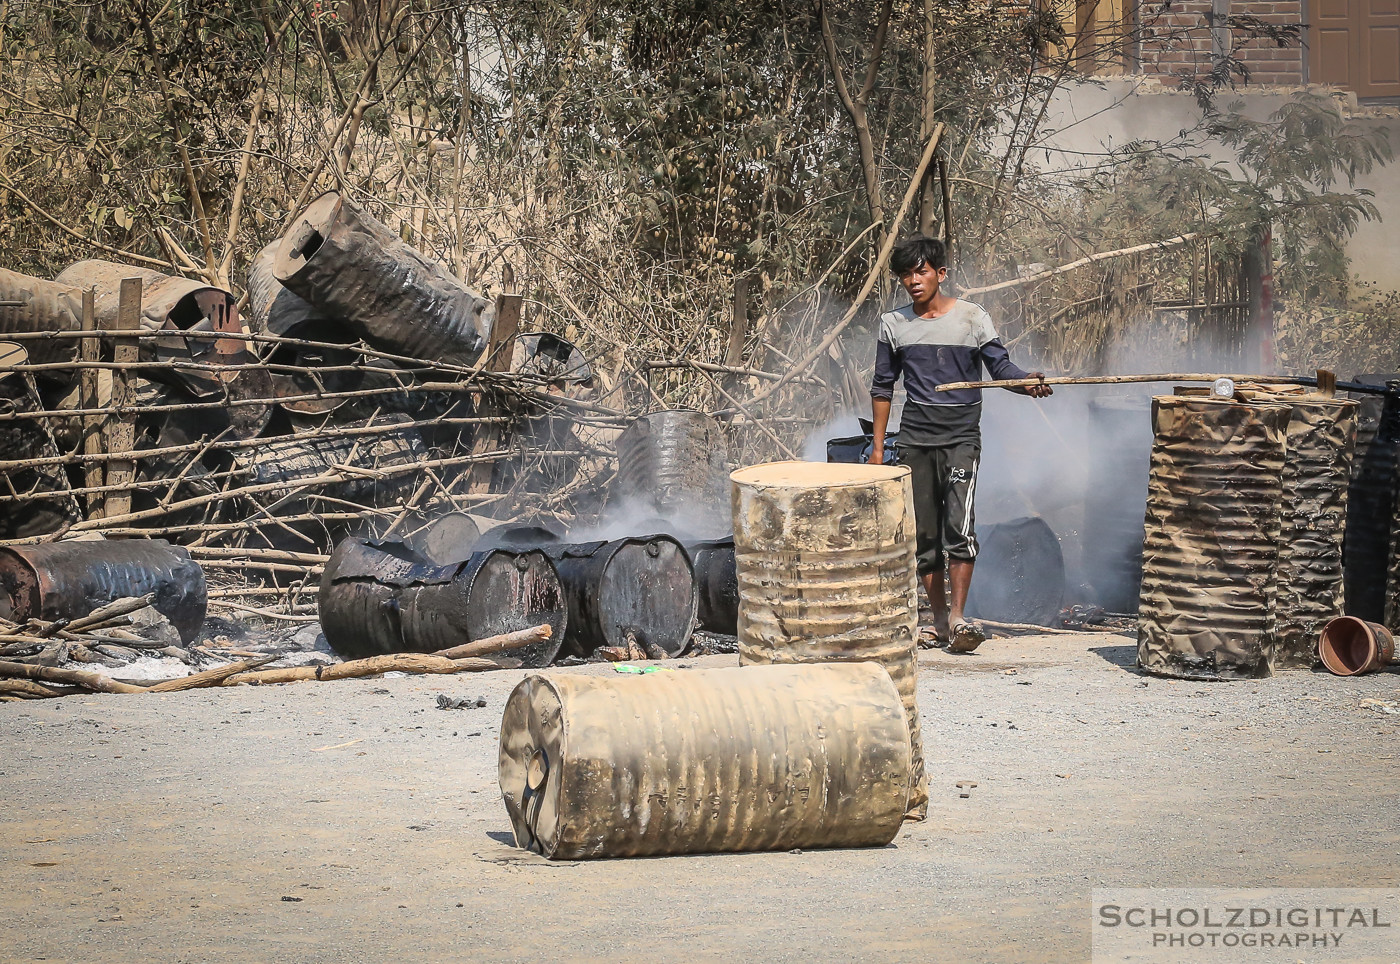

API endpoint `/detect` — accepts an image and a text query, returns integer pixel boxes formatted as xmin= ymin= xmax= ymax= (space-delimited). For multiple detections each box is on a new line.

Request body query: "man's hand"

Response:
xmin=868 ymin=444 xmax=884 ymax=465
xmin=1026 ymin=373 xmax=1053 ymax=399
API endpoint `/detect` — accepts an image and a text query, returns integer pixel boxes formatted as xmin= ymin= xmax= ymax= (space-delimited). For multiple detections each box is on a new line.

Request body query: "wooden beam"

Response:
xmin=466 ymin=293 xmax=523 ymax=495
xmin=103 ymin=278 xmax=141 ymax=520
xmin=79 ymin=288 xmax=104 ymax=517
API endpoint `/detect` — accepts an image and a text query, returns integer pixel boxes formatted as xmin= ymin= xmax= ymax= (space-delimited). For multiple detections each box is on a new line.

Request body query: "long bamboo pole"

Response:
xmin=934 ymin=373 xmax=1396 ymax=394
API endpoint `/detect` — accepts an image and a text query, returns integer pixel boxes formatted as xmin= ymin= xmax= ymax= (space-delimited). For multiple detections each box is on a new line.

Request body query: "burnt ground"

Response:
xmin=1 ymin=633 xmax=1397 ymax=963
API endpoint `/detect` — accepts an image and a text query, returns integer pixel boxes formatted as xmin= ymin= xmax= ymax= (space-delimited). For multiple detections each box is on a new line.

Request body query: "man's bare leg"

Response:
xmin=948 ymin=559 xmax=975 ymax=628
xmin=922 ymin=570 xmax=950 ymax=640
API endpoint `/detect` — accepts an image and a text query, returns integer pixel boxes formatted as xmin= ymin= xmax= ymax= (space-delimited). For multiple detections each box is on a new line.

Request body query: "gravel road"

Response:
xmin=1 ymin=632 xmax=1397 ymax=963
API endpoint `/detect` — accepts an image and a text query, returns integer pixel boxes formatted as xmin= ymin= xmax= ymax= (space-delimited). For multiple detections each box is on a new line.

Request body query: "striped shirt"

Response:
xmin=870 ymin=300 xmax=1029 ymax=407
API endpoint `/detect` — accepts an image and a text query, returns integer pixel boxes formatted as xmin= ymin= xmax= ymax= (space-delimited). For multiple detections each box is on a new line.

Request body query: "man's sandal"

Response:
xmin=949 ymin=621 xmax=986 ymax=653
xmin=918 ymin=627 xmax=949 ymax=650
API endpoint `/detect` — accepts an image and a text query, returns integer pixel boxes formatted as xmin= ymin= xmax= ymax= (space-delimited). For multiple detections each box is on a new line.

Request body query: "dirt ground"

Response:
xmin=2 ymin=632 xmax=1397 ymax=963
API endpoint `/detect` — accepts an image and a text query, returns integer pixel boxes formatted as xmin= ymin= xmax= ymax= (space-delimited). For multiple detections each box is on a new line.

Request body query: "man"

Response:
xmin=870 ymin=235 xmax=1052 ymax=651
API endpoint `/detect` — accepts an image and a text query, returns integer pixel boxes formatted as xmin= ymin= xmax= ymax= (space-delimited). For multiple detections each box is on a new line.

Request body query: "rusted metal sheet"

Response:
xmin=1137 ymin=396 xmax=1289 ymax=680
xmin=1082 ymin=395 xmax=1153 ymax=613
xmin=0 ymin=343 xmax=81 ymax=537
xmin=246 ymin=244 xmax=363 ymax=415
xmin=0 ymin=538 xmax=206 ymax=643
xmin=53 ymin=261 xmax=257 ymax=400
xmin=318 ymin=538 xmax=566 ymax=665
xmin=965 ymin=516 xmax=1065 ymax=627
xmin=544 ymin=535 xmax=697 ymax=657
xmin=731 ymin=460 xmax=927 ymax=820
xmin=274 ymin=192 xmax=491 ymax=364
xmin=1344 ymin=376 xmax=1399 ymax=622
xmin=1274 ymin=396 xmax=1358 ymax=668
xmin=0 ymin=268 xmax=83 ymax=366
xmin=614 ymin=410 xmax=731 ymax=538
xmin=498 ymin=662 xmax=911 ymax=859
xmin=687 ymin=537 xmax=738 ymax=635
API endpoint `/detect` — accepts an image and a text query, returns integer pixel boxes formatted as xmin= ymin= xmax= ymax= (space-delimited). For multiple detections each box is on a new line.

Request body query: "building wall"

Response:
xmin=1136 ymin=0 xmax=1307 ymax=86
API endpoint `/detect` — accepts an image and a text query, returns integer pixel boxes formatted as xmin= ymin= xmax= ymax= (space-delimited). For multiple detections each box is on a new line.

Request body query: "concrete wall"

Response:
xmin=1040 ymin=79 xmax=1400 ymax=291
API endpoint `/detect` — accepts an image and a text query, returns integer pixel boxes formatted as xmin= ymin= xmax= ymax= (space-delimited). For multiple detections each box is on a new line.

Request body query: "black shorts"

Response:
xmin=902 ymin=442 xmax=980 ymax=574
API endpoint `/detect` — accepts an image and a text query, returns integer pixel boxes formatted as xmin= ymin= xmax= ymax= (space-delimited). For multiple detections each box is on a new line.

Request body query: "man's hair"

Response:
xmin=890 ymin=235 xmax=947 ymax=275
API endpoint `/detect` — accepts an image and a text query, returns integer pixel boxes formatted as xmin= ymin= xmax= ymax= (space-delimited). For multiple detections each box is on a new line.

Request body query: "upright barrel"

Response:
xmin=731 ymin=461 xmax=926 ymax=819
xmin=1082 ymin=395 xmax=1154 ymax=613
xmin=1344 ymin=378 xmax=1399 ymax=622
xmin=614 ymin=410 xmax=731 ymax=538
xmin=1274 ymin=396 xmax=1358 ymax=667
xmin=1137 ymin=396 xmax=1289 ymax=679
xmin=687 ymin=537 xmax=738 ymax=635
xmin=498 ymin=663 xmax=911 ymax=859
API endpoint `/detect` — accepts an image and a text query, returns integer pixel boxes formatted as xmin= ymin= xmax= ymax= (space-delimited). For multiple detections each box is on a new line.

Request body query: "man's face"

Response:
xmin=898 ymin=261 xmax=947 ymax=302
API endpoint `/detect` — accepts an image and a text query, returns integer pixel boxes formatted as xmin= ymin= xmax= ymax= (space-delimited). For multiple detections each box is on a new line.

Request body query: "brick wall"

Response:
xmin=1135 ymin=0 xmax=1305 ymax=86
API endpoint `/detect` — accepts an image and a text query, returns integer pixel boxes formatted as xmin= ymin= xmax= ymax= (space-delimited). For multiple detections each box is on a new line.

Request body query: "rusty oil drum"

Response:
xmin=614 ymin=410 xmax=731 ymax=538
xmin=730 ymin=460 xmax=927 ymax=819
xmin=0 ymin=539 xmax=207 ymax=643
xmin=498 ymin=662 xmax=911 ymax=860
xmin=544 ymin=535 xmax=697 ymax=657
xmin=1273 ymin=395 xmax=1358 ymax=668
xmin=1082 ymin=395 xmax=1154 ymax=613
xmin=1137 ymin=396 xmax=1289 ymax=679
xmin=318 ymin=538 xmax=566 ymax=665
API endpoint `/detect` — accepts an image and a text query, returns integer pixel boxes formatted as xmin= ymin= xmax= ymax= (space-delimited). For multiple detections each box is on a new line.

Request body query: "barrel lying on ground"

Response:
xmin=318 ymin=538 xmax=566 ymax=666
xmin=730 ymin=460 xmax=927 ymax=819
xmin=1137 ymin=396 xmax=1289 ymax=679
xmin=0 ymin=539 xmax=206 ymax=643
xmin=1273 ymin=396 xmax=1358 ymax=668
xmin=274 ymin=192 xmax=491 ymax=365
xmin=545 ymin=535 xmax=696 ymax=657
xmin=497 ymin=663 xmax=911 ymax=859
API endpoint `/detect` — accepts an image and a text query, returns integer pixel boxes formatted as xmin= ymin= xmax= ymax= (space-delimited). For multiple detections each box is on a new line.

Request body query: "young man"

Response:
xmin=869 ymin=235 xmax=1052 ymax=651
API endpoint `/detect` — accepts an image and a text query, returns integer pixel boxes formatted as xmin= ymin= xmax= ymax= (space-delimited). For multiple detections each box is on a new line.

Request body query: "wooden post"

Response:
xmin=79 ymin=288 xmax=105 ymax=518
xmin=103 ymin=279 xmax=141 ymax=520
xmin=466 ymin=293 xmax=523 ymax=495
xmin=1316 ymin=369 xmax=1337 ymax=398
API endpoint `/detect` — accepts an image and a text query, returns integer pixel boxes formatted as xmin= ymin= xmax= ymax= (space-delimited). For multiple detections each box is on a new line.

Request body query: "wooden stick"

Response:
xmin=752 ymin=123 xmax=945 ymax=401
xmin=0 ymin=659 xmax=147 ymax=694
xmin=933 ymin=372 xmax=1333 ymax=393
xmin=0 ymin=678 xmax=69 ymax=698
xmin=142 ymin=655 xmax=280 ymax=693
xmin=79 ymin=287 xmax=104 ymax=515
xmin=224 ymin=652 xmax=501 ymax=686
xmin=958 ymin=233 xmax=1199 ymax=296
xmin=62 ymin=594 xmax=158 ymax=634
xmin=430 ymin=624 xmax=551 ymax=660
xmin=641 ymin=359 xmax=825 ymax=385
xmin=975 ymin=618 xmax=1132 ymax=636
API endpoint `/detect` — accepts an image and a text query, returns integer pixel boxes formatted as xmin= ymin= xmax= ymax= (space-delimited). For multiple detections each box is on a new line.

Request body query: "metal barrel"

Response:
xmin=474 ymin=521 xmax=565 ymax=552
xmin=687 ymin=537 xmax=738 ymax=635
xmin=965 ymin=516 xmax=1065 ymax=627
xmin=273 ymin=192 xmax=491 ymax=365
xmin=1344 ymin=376 xmax=1399 ymax=622
xmin=731 ymin=460 xmax=927 ymax=820
xmin=402 ymin=512 xmax=484 ymax=566
xmin=1137 ymin=396 xmax=1290 ymax=680
xmin=0 ymin=267 xmax=84 ymax=366
xmin=0 ymin=343 xmax=81 ymax=538
xmin=544 ymin=535 xmax=697 ymax=657
xmin=246 ymin=244 xmax=363 ymax=415
xmin=614 ymin=410 xmax=731 ymax=538
xmin=318 ymin=538 xmax=567 ymax=665
xmin=1274 ymin=396 xmax=1358 ymax=668
xmin=498 ymin=662 xmax=911 ymax=860
xmin=1082 ymin=395 xmax=1154 ymax=613
xmin=0 ymin=539 xmax=206 ymax=643
xmin=53 ymin=260 xmax=257 ymax=401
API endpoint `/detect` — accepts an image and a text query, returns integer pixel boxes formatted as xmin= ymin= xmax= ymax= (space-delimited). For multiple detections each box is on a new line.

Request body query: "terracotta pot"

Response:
xmin=1318 ymin=616 xmax=1397 ymax=676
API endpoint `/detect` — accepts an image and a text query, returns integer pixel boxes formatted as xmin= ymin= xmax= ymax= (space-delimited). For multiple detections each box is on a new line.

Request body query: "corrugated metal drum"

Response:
xmin=614 ymin=410 xmax=731 ymax=537
xmin=1344 ymin=377 xmax=1399 ymax=622
xmin=730 ymin=460 xmax=927 ymax=819
xmin=1274 ymin=395 xmax=1358 ymax=667
xmin=498 ymin=662 xmax=911 ymax=859
xmin=1137 ymin=396 xmax=1289 ymax=679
